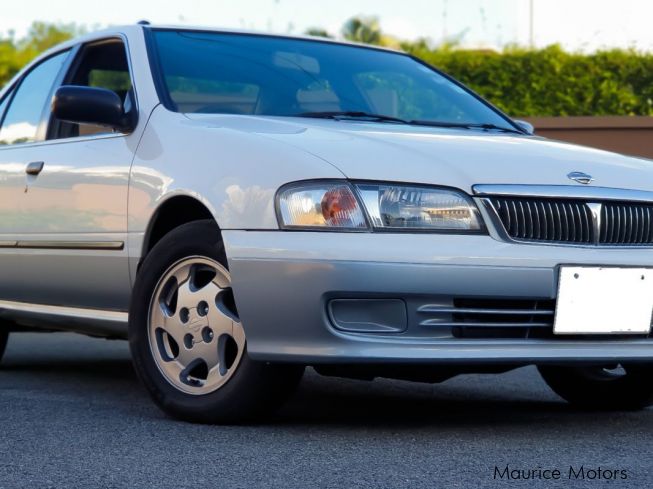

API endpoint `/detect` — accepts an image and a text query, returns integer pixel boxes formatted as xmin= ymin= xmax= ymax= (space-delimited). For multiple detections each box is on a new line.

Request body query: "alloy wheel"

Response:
xmin=148 ymin=256 xmax=245 ymax=395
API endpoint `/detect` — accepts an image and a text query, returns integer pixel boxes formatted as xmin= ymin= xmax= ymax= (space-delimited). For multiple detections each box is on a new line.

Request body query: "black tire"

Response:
xmin=0 ymin=330 xmax=8 ymax=364
xmin=538 ymin=364 xmax=653 ymax=410
xmin=129 ymin=220 xmax=304 ymax=424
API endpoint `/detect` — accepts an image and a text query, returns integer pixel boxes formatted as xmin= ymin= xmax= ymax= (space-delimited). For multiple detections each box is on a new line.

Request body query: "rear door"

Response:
xmin=0 ymin=50 xmax=73 ymax=306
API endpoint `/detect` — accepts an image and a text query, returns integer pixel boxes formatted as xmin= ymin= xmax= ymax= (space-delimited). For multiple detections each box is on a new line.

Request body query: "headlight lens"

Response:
xmin=276 ymin=181 xmax=483 ymax=232
xmin=277 ymin=182 xmax=367 ymax=229
xmin=356 ymin=183 xmax=482 ymax=231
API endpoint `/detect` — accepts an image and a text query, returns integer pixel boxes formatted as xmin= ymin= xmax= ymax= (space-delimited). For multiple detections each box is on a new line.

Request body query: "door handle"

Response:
xmin=26 ymin=161 xmax=44 ymax=176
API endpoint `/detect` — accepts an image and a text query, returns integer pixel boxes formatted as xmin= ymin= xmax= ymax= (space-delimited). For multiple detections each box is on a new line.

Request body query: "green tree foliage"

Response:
xmin=0 ymin=22 xmax=83 ymax=87
xmin=0 ymin=38 xmax=21 ymax=86
xmin=406 ymin=44 xmax=653 ymax=116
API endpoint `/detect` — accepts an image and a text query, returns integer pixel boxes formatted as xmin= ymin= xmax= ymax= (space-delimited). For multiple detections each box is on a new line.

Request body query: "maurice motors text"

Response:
xmin=493 ymin=465 xmax=628 ymax=481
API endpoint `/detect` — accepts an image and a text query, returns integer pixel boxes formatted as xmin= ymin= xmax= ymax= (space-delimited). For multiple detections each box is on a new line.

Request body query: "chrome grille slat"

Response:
xmin=510 ymin=200 xmax=519 ymax=236
xmin=600 ymin=204 xmax=608 ymax=242
xmin=546 ymin=201 xmax=555 ymax=240
xmin=613 ymin=204 xmax=619 ymax=243
xmin=538 ymin=201 xmax=547 ymax=240
xmin=530 ymin=201 xmax=537 ymax=239
xmin=582 ymin=203 xmax=592 ymax=242
xmin=637 ymin=207 xmax=646 ymax=243
xmin=565 ymin=201 xmax=576 ymax=240
xmin=619 ymin=205 xmax=627 ymax=242
xmin=609 ymin=204 xmax=616 ymax=243
xmin=560 ymin=203 xmax=569 ymax=241
xmin=518 ymin=201 xmax=527 ymax=239
xmin=489 ymin=197 xmax=653 ymax=246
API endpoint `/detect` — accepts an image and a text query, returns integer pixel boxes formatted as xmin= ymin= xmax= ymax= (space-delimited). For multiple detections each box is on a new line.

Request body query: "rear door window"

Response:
xmin=0 ymin=51 xmax=69 ymax=146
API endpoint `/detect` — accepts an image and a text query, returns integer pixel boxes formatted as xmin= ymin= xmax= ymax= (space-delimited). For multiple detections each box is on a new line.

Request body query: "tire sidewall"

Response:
xmin=538 ymin=364 xmax=653 ymax=410
xmin=0 ymin=330 xmax=8 ymax=364
xmin=129 ymin=221 xmax=257 ymax=422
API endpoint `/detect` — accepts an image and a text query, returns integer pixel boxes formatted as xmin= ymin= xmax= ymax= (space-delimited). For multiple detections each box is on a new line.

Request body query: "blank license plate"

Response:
xmin=554 ymin=267 xmax=653 ymax=335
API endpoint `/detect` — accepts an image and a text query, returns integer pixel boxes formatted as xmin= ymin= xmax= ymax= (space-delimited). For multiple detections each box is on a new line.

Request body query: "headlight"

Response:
xmin=277 ymin=182 xmax=367 ymax=230
xmin=356 ymin=183 xmax=483 ymax=231
xmin=276 ymin=181 xmax=483 ymax=232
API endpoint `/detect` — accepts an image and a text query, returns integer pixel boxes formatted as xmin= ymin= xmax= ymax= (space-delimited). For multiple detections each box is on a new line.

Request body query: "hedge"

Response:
xmin=405 ymin=44 xmax=653 ymax=117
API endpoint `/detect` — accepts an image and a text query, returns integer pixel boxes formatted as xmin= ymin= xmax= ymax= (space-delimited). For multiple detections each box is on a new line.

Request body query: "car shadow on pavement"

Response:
xmin=274 ymin=369 xmax=653 ymax=430
xmin=1 ymin=334 xmax=651 ymax=430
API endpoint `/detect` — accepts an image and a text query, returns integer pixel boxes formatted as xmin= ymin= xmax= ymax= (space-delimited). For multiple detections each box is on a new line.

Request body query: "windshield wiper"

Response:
xmin=296 ymin=112 xmax=524 ymax=134
xmin=408 ymin=120 xmax=523 ymax=134
xmin=297 ymin=111 xmax=409 ymax=124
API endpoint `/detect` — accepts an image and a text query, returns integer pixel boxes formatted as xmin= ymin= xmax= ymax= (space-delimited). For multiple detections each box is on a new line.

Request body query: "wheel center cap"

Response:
xmin=187 ymin=309 xmax=207 ymax=333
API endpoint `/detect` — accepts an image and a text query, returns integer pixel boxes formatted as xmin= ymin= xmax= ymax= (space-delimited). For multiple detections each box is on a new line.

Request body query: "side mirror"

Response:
xmin=52 ymin=86 xmax=137 ymax=133
xmin=513 ymin=119 xmax=535 ymax=135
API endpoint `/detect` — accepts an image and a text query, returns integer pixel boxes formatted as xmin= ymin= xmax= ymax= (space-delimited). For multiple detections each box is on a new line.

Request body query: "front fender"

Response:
xmin=128 ymin=106 xmax=346 ymax=233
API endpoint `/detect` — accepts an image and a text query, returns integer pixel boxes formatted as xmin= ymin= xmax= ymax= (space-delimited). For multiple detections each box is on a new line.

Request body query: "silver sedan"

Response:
xmin=0 ymin=24 xmax=652 ymax=422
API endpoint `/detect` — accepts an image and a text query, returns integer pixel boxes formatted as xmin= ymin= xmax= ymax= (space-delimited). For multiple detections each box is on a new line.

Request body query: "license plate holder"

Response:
xmin=554 ymin=266 xmax=653 ymax=335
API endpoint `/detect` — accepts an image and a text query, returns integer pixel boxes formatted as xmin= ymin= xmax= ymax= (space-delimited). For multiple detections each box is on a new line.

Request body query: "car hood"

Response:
xmin=185 ymin=114 xmax=653 ymax=193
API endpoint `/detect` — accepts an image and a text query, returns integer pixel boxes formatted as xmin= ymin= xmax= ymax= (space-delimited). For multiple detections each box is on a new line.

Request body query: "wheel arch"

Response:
xmin=140 ymin=193 xmax=221 ymax=265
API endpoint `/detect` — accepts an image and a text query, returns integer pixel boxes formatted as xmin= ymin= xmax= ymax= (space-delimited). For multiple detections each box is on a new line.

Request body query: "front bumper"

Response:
xmin=224 ymin=231 xmax=653 ymax=365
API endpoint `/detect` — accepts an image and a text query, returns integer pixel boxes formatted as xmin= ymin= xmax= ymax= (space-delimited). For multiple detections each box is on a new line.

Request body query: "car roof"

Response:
xmin=145 ymin=24 xmax=402 ymax=53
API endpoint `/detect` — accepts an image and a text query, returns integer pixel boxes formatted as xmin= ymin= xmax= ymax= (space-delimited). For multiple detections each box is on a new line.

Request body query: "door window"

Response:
xmin=0 ymin=51 xmax=69 ymax=146
xmin=51 ymin=40 xmax=133 ymax=139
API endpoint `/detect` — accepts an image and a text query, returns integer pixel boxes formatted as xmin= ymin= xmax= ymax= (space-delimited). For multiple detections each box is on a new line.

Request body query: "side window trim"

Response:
xmin=0 ymin=84 xmax=17 ymax=128
xmin=46 ymin=36 xmax=138 ymax=142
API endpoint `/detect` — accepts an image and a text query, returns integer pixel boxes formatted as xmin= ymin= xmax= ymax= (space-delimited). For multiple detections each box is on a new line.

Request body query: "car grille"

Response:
xmin=600 ymin=202 xmax=653 ymax=245
xmin=488 ymin=197 xmax=653 ymax=246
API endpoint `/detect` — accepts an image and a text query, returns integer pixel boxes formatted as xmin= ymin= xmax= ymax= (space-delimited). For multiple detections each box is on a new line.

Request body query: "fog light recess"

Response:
xmin=328 ymin=299 xmax=407 ymax=334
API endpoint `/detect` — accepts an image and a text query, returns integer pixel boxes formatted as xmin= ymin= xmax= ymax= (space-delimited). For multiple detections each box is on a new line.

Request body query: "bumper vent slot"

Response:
xmin=488 ymin=197 xmax=653 ymax=246
xmin=419 ymin=299 xmax=555 ymax=328
xmin=419 ymin=299 xmax=555 ymax=338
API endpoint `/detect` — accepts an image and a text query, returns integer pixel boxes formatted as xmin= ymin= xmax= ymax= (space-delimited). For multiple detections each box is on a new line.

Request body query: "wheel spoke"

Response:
xmin=196 ymin=340 xmax=220 ymax=371
xmin=171 ymin=263 xmax=192 ymax=287
xmin=175 ymin=281 xmax=198 ymax=315
xmin=176 ymin=341 xmax=199 ymax=367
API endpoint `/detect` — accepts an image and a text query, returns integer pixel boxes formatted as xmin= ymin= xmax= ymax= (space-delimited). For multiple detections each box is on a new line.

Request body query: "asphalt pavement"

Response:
xmin=0 ymin=332 xmax=651 ymax=489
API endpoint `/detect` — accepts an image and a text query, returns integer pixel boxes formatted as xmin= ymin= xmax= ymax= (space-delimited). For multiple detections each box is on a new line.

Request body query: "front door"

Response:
xmin=0 ymin=39 xmax=141 ymax=311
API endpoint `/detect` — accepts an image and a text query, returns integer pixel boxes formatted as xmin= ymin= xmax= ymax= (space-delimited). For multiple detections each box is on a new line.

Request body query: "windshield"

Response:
xmin=151 ymin=30 xmax=516 ymax=130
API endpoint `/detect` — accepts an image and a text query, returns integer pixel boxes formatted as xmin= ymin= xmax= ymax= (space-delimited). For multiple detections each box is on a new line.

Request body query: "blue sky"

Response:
xmin=2 ymin=0 xmax=653 ymax=51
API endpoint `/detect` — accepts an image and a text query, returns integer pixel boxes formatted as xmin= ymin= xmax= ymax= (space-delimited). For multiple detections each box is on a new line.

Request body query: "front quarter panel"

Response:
xmin=129 ymin=108 xmax=346 ymax=236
